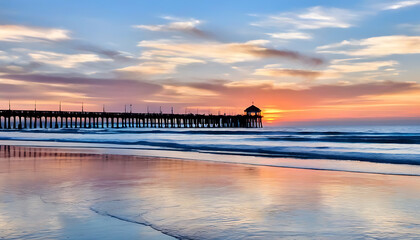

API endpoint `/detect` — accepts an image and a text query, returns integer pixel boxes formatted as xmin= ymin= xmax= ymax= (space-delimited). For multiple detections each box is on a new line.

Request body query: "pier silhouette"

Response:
xmin=0 ymin=105 xmax=263 ymax=129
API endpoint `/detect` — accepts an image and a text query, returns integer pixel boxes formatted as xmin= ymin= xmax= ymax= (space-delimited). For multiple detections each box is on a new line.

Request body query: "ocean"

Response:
xmin=0 ymin=125 xmax=420 ymax=239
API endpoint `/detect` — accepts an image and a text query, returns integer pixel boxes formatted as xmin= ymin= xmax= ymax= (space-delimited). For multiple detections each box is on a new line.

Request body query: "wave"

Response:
xmin=6 ymin=128 xmax=419 ymax=137
xmin=1 ymin=126 xmax=419 ymax=170
xmin=1 ymin=135 xmax=419 ymax=166
xmin=90 ymin=206 xmax=185 ymax=240
xmin=260 ymin=135 xmax=420 ymax=144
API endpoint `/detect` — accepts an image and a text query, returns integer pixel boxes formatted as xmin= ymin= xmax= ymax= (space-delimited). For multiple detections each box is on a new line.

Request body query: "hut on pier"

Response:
xmin=244 ymin=105 xmax=261 ymax=116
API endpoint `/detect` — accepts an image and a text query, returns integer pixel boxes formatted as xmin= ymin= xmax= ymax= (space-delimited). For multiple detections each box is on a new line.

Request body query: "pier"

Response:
xmin=0 ymin=107 xmax=263 ymax=129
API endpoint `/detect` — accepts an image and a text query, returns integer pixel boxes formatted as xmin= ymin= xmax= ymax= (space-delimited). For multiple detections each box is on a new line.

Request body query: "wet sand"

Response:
xmin=1 ymin=145 xmax=419 ymax=239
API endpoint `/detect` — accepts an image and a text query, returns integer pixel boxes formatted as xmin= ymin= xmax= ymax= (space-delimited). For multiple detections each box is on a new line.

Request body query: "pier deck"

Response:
xmin=0 ymin=110 xmax=262 ymax=129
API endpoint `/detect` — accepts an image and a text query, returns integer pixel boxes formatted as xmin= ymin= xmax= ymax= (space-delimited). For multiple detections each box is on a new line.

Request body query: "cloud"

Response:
xmin=224 ymin=79 xmax=299 ymax=89
xmin=117 ymin=39 xmax=323 ymax=75
xmin=162 ymin=85 xmax=219 ymax=97
xmin=0 ymin=47 xmax=122 ymax=76
xmin=382 ymin=0 xmax=420 ymax=10
xmin=74 ymin=43 xmax=136 ymax=63
xmin=28 ymin=51 xmax=112 ymax=68
xmin=0 ymin=50 xmax=18 ymax=62
xmin=254 ymin=68 xmax=322 ymax=78
xmin=306 ymin=59 xmax=400 ymax=80
xmin=117 ymin=57 xmax=204 ymax=75
xmin=251 ymin=6 xmax=356 ymax=30
xmin=251 ymin=3 xmax=418 ymax=45
xmin=0 ymin=40 xmax=137 ymax=76
xmin=133 ymin=17 xmax=209 ymax=38
xmin=1 ymin=74 xmax=162 ymax=103
xmin=398 ymin=23 xmax=420 ymax=33
xmin=267 ymin=32 xmax=312 ymax=40
xmin=317 ymin=35 xmax=420 ymax=56
xmin=0 ymin=62 xmax=43 ymax=75
xmin=328 ymin=60 xmax=398 ymax=73
xmin=136 ymin=39 xmax=323 ymax=64
xmin=0 ymin=25 xmax=70 ymax=42
xmin=250 ymin=48 xmax=323 ymax=65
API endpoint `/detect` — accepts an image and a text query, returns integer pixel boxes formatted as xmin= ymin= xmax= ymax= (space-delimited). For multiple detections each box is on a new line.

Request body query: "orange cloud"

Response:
xmin=254 ymin=68 xmax=322 ymax=78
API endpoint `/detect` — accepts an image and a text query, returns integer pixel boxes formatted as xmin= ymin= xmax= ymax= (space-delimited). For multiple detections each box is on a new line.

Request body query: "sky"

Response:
xmin=0 ymin=0 xmax=419 ymax=125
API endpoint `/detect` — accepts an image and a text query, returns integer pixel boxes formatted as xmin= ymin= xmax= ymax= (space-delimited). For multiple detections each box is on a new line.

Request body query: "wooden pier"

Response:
xmin=0 ymin=109 xmax=263 ymax=129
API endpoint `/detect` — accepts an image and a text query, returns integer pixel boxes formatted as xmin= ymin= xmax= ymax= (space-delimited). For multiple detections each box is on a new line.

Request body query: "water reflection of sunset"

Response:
xmin=1 ymin=146 xmax=419 ymax=239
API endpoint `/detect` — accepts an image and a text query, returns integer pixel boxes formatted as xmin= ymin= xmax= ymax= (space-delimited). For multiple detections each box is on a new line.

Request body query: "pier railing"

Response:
xmin=0 ymin=110 xmax=262 ymax=129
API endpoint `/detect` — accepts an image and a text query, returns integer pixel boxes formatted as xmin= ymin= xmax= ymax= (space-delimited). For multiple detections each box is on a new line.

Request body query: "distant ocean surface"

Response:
xmin=0 ymin=125 xmax=419 ymax=175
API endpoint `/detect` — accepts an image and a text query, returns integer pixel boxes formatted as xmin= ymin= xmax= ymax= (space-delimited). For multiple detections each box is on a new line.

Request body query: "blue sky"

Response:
xmin=0 ymin=0 xmax=419 ymax=124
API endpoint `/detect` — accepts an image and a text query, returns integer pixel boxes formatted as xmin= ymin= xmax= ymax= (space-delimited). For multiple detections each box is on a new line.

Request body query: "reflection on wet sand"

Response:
xmin=0 ymin=145 xmax=419 ymax=239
